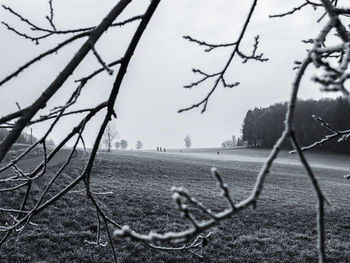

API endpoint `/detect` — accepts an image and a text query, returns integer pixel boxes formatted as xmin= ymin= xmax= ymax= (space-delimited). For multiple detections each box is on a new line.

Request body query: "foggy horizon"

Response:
xmin=0 ymin=1 xmax=336 ymax=149
xmin=1 ymin=1 xmax=349 ymax=262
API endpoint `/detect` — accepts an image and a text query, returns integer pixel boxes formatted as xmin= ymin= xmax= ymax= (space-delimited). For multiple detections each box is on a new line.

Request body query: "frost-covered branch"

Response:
xmin=290 ymin=115 xmax=350 ymax=153
xmin=0 ymin=2 xmax=161 ymax=262
xmin=179 ymin=0 xmax=267 ymax=113
xmin=1 ymin=1 xmax=350 ymax=262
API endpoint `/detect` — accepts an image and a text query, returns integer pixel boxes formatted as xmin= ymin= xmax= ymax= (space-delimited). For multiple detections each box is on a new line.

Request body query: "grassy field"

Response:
xmin=0 ymin=149 xmax=349 ymax=262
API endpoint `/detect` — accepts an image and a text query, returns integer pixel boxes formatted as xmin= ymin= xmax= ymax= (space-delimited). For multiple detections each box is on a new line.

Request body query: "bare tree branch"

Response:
xmin=179 ymin=0 xmax=266 ymax=113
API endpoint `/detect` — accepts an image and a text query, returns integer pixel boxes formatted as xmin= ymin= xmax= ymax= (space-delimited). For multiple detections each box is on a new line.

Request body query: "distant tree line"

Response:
xmin=221 ymin=135 xmax=244 ymax=148
xmin=242 ymin=97 xmax=350 ymax=153
xmin=222 ymin=135 xmax=236 ymax=148
xmin=101 ymin=123 xmax=142 ymax=151
xmin=0 ymin=128 xmax=38 ymax=145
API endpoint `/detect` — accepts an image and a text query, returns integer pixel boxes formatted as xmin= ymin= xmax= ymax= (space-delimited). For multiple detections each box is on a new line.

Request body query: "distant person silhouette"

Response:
xmin=157 ymin=147 xmax=159 ymax=152
xmin=217 ymin=151 xmax=219 ymax=155
xmin=164 ymin=148 xmax=166 ymax=152
xmin=160 ymin=147 xmax=162 ymax=152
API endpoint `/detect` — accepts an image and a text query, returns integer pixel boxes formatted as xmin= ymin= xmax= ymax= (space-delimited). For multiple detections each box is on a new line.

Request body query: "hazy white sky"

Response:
xmin=0 ymin=1 xmax=336 ymax=149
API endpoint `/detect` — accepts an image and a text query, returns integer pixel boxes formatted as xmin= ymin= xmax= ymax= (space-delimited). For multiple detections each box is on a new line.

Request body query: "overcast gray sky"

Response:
xmin=0 ymin=1 xmax=335 ymax=149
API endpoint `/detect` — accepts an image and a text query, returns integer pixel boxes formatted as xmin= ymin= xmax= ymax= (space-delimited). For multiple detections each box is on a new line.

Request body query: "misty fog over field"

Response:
xmin=0 ymin=1 xmax=349 ymax=262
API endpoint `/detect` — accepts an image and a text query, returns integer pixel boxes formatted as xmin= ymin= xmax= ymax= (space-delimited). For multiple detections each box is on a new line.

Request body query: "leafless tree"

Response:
xmin=102 ymin=123 xmax=118 ymax=152
xmin=221 ymin=135 xmax=237 ymax=148
xmin=231 ymin=135 xmax=237 ymax=146
xmin=135 ymin=140 xmax=143 ymax=150
xmin=0 ymin=1 xmax=161 ymax=261
xmin=120 ymin=139 xmax=128 ymax=150
xmin=184 ymin=135 xmax=192 ymax=149
xmin=115 ymin=141 xmax=121 ymax=150
xmin=46 ymin=138 xmax=56 ymax=148
xmin=221 ymin=140 xmax=233 ymax=148
xmin=0 ymin=1 xmax=350 ymax=262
